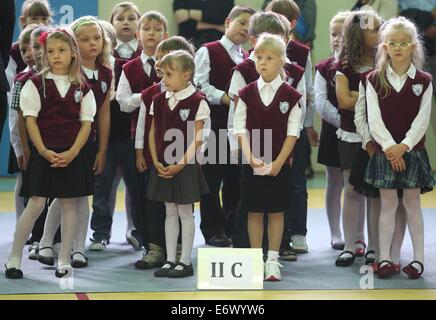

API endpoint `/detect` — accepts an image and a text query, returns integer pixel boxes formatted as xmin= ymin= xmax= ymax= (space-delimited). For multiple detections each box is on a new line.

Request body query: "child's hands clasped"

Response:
xmin=50 ymin=149 xmax=78 ymax=168
xmin=385 ymin=144 xmax=408 ymax=162
xmin=41 ymin=149 xmax=60 ymax=164
xmin=390 ymin=157 xmax=406 ymax=172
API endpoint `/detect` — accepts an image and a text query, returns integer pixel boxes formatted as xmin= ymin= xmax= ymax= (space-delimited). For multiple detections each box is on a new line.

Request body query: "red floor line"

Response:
xmin=75 ymin=293 xmax=90 ymax=300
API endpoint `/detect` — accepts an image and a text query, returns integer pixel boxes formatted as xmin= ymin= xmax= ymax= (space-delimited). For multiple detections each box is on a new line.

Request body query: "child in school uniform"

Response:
xmin=194 ymin=5 xmax=256 ymax=248
xmin=265 ymin=0 xmax=318 ymax=255
xmin=234 ymin=33 xmax=302 ymax=281
xmin=6 ymin=0 xmax=52 ymax=87
xmin=116 ymin=10 xmax=169 ymax=252
xmin=334 ymin=10 xmax=381 ymax=267
xmin=314 ymin=12 xmax=349 ymax=250
xmin=36 ymin=17 xmax=113 ymax=269
xmin=365 ymin=17 xmax=434 ymax=279
xmin=89 ymin=2 xmax=141 ymax=251
xmin=134 ymin=36 xmax=196 ymax=270
xmin=10 ymin=26 xmax=60 ymax=260
xmin=229 ymin=11 xmax=306 ymax=261
xmin=5 ymin=28 xmax=96 ymax=279
xmin=147 ymin=50 xmax=210 ymax=278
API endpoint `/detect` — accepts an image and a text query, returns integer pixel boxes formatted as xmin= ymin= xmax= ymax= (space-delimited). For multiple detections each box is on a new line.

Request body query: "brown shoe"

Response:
xmin=135 ymin=243 xmax=165 ymax=269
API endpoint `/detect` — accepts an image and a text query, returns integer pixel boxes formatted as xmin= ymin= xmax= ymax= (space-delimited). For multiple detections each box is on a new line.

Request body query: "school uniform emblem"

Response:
xmin=412 ymin=84 xmax=423 ymax=96
xmin=101 ymin=81 xmax=107 ymax=94
xmin=74 ymin=89 xmax=82 ymax=103
xmin=179 ymin=109 xmax=190 ymax=121
xmin=279 ymin=101 xmax=289 ymax=114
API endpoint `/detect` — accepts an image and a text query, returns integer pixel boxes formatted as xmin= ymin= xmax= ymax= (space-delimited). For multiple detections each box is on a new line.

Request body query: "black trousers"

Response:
xmin=0 ymin=92 xmax=6 ymax=142
xmin=144 ymin=169 xmax=166 ymax=248
xmin=199 ymin=126 xmax=241 ymax=241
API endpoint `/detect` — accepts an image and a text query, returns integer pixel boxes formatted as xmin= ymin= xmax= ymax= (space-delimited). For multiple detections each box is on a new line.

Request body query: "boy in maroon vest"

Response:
xmin=265 ymin=0 xmax=319 ymax=256
xmin=115 ymin=11 xmax=168 ymax=250
xmin=194 ymin=5 xmax=256 ymax=247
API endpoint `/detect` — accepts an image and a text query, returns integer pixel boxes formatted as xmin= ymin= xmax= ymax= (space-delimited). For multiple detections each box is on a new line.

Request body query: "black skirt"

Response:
xmin=349 ymin=148 xmax=380 ymax=198
xmin=240 ymin=164 xmax=290 ymax=213
xmin=317 ymin=121 xmax=341 ymax=168
xmin=20 ymin=144 xmax=95 ymax=198
xmin=338 ymin=140 xmax=362 ymax=170
xmin=8 ymin=144 xmax=20 ymax=174
xmin=147 ymin=164 xmax=209 ymax=204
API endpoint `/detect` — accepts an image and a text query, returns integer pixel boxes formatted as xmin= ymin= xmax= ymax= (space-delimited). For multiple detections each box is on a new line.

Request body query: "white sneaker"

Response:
xmin=28 ymin=242 xmax=39 ymax=260
xmin=88 ymin=239 xmax=108 ymax=251
xmin=291 ymin=235 xmax=308 ymax=253
xmin=264 ymin=260 xmax=283 ymax=281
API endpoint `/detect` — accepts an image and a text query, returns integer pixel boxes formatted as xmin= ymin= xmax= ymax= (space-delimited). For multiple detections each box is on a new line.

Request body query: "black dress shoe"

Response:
xmin=335 ymin=251 xmax=355 ymax=267
xmin=37 ymin=247 xmax=54 ymax=266
xmin=71 ymin=252 xmax=88 ymax=268
xmin=154 ymin=261 xmax=176 ymax=277
xmin=206 ymin=234 xmax=232 ymax=247
xmin=167 ymin=262 xmax=194 ymax=278
xmin=5 ymin=265 xmax=23 ymax=279
xmin=55 ymin=266 xmax=72 ymax=278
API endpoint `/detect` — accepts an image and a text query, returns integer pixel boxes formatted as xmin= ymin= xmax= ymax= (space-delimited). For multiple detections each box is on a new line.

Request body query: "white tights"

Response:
xmin=325 ymin=166 xmax=344 ymax=244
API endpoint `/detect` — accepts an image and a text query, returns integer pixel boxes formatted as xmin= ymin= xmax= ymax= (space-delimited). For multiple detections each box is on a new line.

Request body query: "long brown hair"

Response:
xmin=338 ymin=10 xmax=381 ymax=72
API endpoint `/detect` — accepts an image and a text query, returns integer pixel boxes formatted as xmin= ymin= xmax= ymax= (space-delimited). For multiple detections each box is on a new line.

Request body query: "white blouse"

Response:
xmin=354 ymin=81 xmax=373 ymax=150
xmin=314 ymin=68 xmax=341 ymax=128
xmin=366 ymin=64 xmax=433 ymax=151
xmin=233 ymin=75 xmax=302 ymax=138
xmin=115 ymin=38 xmax=139 ymax=59
xmin=20 ymin=72 xmax=96 ymax=122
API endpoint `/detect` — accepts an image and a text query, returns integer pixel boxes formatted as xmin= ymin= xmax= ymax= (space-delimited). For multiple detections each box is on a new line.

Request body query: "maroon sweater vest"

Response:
xmin=316 ymin=57 xmax=340 ymax=129
xmin=84 ymin=63 xmax=113 ymax=141
xmin=204 ymin=41 xmax=248 ymax=127
xmin=286 ymin=40 xmax=310 ymax=69
xmin=239 ymin=82 xmax=302 ymax=163
xmin=234 ymin=59 xmax=303 ymax=90
xmin=10 ymin=42 xmax=27 ymax=75
xmin=368 ymin=70 xmax=431 ymax=152
xmin=336 ymin=64 xmax=362 ymax=133
xmin=153 ymin=91 xmax=204 ymax=164
xmin=140 ymin=82 xmax=163 ymax=167
xmin=123 ymin=56 xmax=159 ymax=138
xmin=110 ymin=58 xmax=131 ymax=141
xmin=30 ymin=74 xmax=91 ymax=149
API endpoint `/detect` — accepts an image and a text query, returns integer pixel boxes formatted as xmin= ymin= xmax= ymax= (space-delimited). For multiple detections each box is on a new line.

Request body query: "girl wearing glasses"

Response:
xmin=365 ymin=17 xmax=435 ymax=279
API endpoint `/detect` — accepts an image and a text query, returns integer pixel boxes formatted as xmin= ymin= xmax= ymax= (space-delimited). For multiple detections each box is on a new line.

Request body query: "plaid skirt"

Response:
xmin=364 ymin=149 xmax=435 ymax=193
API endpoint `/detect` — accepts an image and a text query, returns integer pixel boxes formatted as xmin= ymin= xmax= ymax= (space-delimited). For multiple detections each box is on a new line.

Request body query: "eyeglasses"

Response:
xmin=386 ymin=40 xmax=413 ymax=49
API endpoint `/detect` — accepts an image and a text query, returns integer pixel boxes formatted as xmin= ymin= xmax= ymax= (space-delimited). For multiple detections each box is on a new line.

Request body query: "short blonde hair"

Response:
xmin=254 ymin=33 xmax=287 ymax=62
xmin=139 ymin=11 xmax=168 ymax=32
xmin=160 ymin=50 xmax=195 ymax=82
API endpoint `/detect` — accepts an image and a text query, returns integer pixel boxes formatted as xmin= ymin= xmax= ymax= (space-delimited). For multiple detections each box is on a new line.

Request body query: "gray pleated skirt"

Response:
xmin=147 ymin=164 xmax=209 ymax=204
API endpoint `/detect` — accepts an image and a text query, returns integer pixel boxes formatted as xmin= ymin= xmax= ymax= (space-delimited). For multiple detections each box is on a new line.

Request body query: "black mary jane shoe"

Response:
xmin=335 ymin=251 xmax=355 ymax=267
xmin=154 ymin=261 xmax=176 ymax=277
xmin=167 ymin=262 xmax=194 ymax=278
xmin=55 ymin=265 xmax=72 ymax=278
xmin=71 ymin=252 xmax=88 ymax=268
xmin=364 ymin=250 xmax=376 ymax=265
xmin=37 ymin=247 xmax=54 ymax=266
xmin=5 ymin=265 xmax=23 ymax=279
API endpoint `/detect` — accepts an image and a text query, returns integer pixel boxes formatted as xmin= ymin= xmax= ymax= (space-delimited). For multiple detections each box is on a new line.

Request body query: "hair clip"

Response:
xmin=39 ymin=31 xmax=49 ymax=45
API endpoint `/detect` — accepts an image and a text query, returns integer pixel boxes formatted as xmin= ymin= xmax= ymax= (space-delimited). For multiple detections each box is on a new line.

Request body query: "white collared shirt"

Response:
xmin=194 ymin=36 xmax=246 ymax=106
xmin=116 ymin=52 xmax=156 ymax=113
xmin=354 ymin=81 xmax=373 ymax=149
xmin=314 ymin=57 xmax=341 ymax=128
xmin=135 ymin=81 xmax=166 ymax=149
xmin=82 ymin=65 xmax=99 ymax=81
xmin=366 ymin=63 xmax=433 ymax=151
xmin=335 ymin=65 xmax=373 ymax=143
xmin=149 ymin=83 xmax=210 ymax=118
xmin=20 ymin=71 xmax=96 ymax=122
xmin=233 ymin=75 xmax=302 ymax=138
xmin=115 ymin=38 xmax=139 ymax=59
